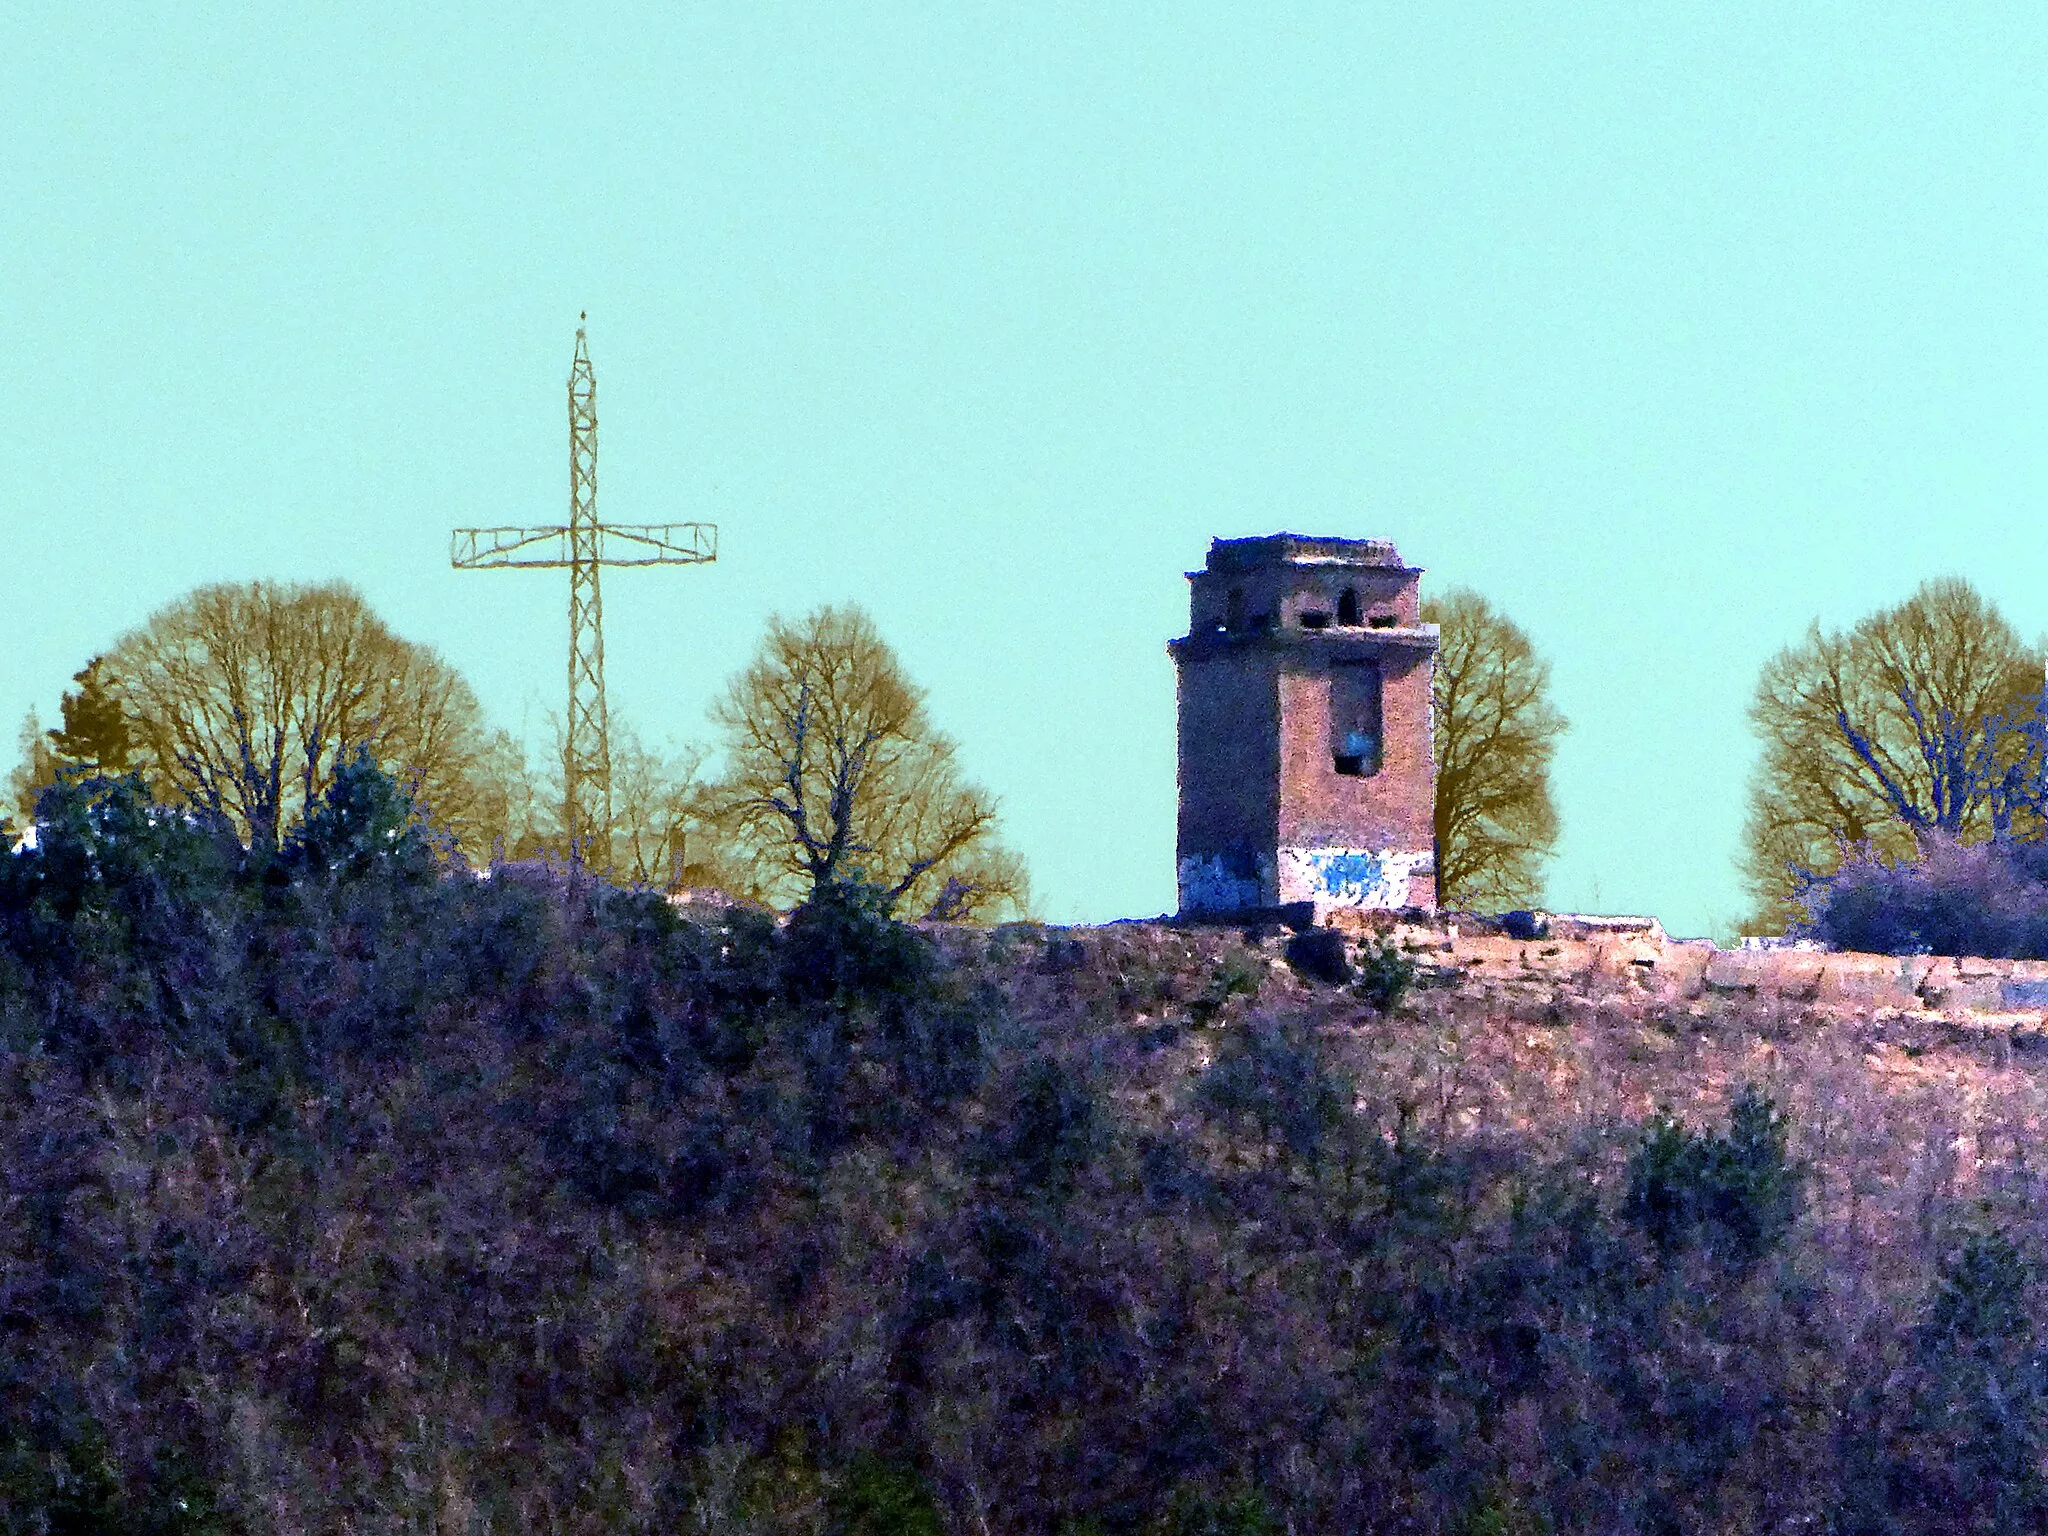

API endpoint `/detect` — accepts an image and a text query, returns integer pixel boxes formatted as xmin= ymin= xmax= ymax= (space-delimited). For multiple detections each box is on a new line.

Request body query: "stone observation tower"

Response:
xmin=1168 ymin=533 xmax=1440 ymax=920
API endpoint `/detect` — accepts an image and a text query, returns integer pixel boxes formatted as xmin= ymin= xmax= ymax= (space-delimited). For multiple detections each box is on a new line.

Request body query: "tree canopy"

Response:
xmin=1421 ymin=587 xmax=1568 ymax=912
xmin=105 ymin=579 xmax=509 ymax=860
xmin=1741 ymin=575 xmax=2048 ymax=933
xmin=705 ymin=603 xmax=1027 ymax=918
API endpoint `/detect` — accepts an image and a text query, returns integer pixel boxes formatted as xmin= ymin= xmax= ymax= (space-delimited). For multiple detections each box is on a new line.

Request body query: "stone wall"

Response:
xmin=1324 ymin=909 xmax=2048 ymax=1015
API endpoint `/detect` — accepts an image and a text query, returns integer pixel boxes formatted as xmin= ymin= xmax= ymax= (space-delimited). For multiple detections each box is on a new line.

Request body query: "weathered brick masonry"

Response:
xmin=1170 ymin=533 xmax=1439 ymax=917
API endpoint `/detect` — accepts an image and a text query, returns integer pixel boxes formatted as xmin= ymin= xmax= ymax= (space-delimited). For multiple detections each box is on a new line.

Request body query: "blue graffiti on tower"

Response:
xmin=1305 ymin=848 xmax=1387 ymax=902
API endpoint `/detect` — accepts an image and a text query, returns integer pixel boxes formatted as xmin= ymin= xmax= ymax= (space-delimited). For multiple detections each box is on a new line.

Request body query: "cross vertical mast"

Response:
xmin=564 ymin=314 xmax=610 ymax=867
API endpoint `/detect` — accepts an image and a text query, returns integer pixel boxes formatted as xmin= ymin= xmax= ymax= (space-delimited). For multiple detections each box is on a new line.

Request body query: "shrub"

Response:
xmin=783 ymin=878 xmax=934 ymax=1005
xmin=0 ymin=1409 xmax=224 ymax=1536
xmin=446 ymin=875 xmax=557 ymax=996
xmin=1622 ymin=1083 xmax=1801 ymax=1270
xmin=1351 ymin=936 xmax=1417 ymax=1013
xmin=548 ymin=1059 xmax=665 ymax=1216
xmin=2 ymin=770 xmax=236 ymax=960
xmin=1144 ymin=1480 xmax=1283 ymax=1536
xmin=827 ymin=1451 xmax=945 ymax=1536
xmin=0 ymin=771 xmax=244 ymax=1066
xmin=1038 ymin=933 xmax=1088 ymax=973
xmin=881 ymin=974 xmax=996 ymax=1104
xmin=1453 ymin=1480 xmax=1554 ymax=1536
xmin=1878 ymin=1227 xmax=2048 ymax=1532
xmin=988 ymin=1052 xmax=1100 ymax=1196
xmin=665 ymin=1109 xmax=743 ymax=1217
xmin=1195 ymin=1017 xmax=1354 ymax=1167
xmin=279 ymin=744 xmax=444 ymax=885
xmin=1922 ymin=1228 xmax=2037 ymax=1349
xmin=664 ymin=907 xmax=782 ymax=1072
xmin=1794 ymin=830 xmax=2048 ymax=958
xmin=1187 ymin=952 xmax=1261 ymax=1026
xmin=1137 ymin=1131 xmax=1223 ymax=1213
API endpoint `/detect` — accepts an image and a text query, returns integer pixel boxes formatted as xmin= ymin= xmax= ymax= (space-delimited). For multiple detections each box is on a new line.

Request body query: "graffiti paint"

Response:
xmin=1278 ymin=846 xmax=1432 ymax=910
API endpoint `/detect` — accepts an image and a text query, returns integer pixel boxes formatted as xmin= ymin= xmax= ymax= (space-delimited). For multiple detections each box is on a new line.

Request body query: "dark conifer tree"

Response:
xmin=46 ymin=656 xmax=132 ymax=775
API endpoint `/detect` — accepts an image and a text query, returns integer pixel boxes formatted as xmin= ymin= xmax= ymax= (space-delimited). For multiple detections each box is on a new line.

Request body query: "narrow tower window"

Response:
xmin=1336 ymin=588 xmax=1361 ymax=626
xmin=1225 ymin=587 xmax=1246 ymax=631
xmin=1330 ymin=659 xmax=1382 ymax=776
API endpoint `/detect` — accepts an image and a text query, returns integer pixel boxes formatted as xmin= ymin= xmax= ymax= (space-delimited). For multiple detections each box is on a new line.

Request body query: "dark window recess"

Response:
xmin=1300 ymin=610 xmax=1331 ymax=630
xmin=1225 ymin=588 xmax=1246 ymax=631
xmin=1337 ymin=589 xmax=1362 ymax=626
xmin=1368 ymin=614 xmax=1396 ymax=628
xmin=1330 ymin=660 xmax=1382 ymax=777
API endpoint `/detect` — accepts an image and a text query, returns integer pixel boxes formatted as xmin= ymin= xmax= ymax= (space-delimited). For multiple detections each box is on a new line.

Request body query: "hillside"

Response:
xmin=8 ymin=809 xmax=2048 ymax=1534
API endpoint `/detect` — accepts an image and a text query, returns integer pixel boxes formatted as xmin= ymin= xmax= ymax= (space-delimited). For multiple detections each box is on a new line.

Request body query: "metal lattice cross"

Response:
xmin=453 ymin=314 xmax=717 ymax=869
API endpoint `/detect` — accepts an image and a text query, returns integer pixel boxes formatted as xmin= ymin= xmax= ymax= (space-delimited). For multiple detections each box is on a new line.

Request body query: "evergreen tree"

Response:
xmin=46 ymin=656 xmax=132 ymax=774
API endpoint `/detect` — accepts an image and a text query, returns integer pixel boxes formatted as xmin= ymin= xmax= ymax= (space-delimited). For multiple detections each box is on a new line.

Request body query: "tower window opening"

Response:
xmin=1337 ymin=589 xmax=1361 ymax=626
xmin=1225 ymin=588 xmax=1246 ymax=631
xmin=1300 ymin=610 xmax=1331 ymax=630
xmin=1368 ymin=614 xmax=1396 ymax=629
xmin=1330 ymin=659 xmax=1382 ymax=777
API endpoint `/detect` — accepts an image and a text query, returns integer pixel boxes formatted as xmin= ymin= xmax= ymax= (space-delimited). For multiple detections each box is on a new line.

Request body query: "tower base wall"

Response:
xmin=1177 ymin=851 xmax=1276 ymax=912
xmin=1278 ymin=844 xmax=1435 ymax=919
xmin=1178 ymin=845 xmax=1436 ymax=919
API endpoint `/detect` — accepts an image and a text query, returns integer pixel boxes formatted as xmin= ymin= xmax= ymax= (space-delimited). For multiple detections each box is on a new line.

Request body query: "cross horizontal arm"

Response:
xmin=451 ymin=526 xmax=571 ymax=568
xmin=453 ymin=523 xmax=718 ymax=570
xmin=591 ymin=522 xmax=719 ymax=566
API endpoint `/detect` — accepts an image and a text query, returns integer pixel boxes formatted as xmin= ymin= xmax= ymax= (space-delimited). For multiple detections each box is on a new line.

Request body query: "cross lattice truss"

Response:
xmin=452 ymin=316 xmax=717 ymax=870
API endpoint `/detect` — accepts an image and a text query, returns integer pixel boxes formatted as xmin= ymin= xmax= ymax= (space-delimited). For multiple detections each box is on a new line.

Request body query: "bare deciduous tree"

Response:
xmin=705 ymin=604 xmax=1028 ymax=918
xmin=1742 ymin=576 xmax=2048 ymax=932
xmin=4 ymin=710 xmax=58 ymax=831
xmin=108 ymin=580 xmax=507 ymax=859
xmin=607 ymin=723 xmax=718 ymax=891
xmin=1422 ymin=587 xmax=1568 ymax=912
xmin=475 ymin=712 xmax=737 ymax=890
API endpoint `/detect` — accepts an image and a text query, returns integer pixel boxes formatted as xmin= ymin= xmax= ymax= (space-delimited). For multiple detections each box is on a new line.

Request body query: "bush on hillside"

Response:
xmin=278 ymin=743 xmax=446 ymax=884
xmin=1351 ymin=935 xmax=1418 ymax=1012
xmin=782 ymin=875 xmax=933 ymax=1005
xmin=1623 ymin=1083 xmax=1802 ymax=1271
xmin=1793 ymin=831 xmax=2048 ymax=957
xmin=1195 ymin=1017 xmax=1354 ymax=1168
xmin=981 ymin=1051 xmax=1102 ymax=1197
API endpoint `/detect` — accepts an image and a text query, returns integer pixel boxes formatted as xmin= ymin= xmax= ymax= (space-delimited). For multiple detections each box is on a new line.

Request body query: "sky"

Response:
xmin=6 ymin=4 xmax=2048 ymax=939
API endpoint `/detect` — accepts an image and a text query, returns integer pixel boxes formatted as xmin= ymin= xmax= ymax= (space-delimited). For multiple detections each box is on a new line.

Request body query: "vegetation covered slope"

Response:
xmin=9 ymin=771 xmax=2048 ymax=1534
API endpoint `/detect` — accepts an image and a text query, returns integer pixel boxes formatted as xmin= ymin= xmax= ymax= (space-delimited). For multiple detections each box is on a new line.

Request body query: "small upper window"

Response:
xmin=1225 ymin=588 xmax=1246 ymax=631
xmin=1336 ymin=589 xmax=1361 ymax=626
xmin=1368 ymin=614 xmax=1396 ymax=629
xmin=1299 ymin=610 xmax=1331 ymax=630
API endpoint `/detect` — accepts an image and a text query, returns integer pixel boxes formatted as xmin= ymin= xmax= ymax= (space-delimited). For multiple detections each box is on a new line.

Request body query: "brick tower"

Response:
xmin=1168 ymin=533 xmax=1439 ymax=919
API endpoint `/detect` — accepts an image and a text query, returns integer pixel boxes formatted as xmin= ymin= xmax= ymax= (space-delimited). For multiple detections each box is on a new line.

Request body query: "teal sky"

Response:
xmin=7 ymin=6 xmax=2048 ymax=937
